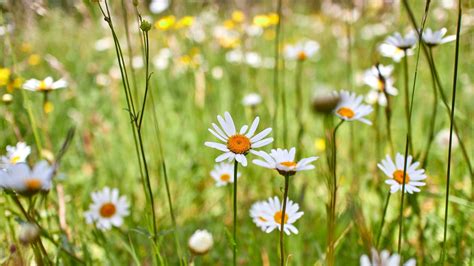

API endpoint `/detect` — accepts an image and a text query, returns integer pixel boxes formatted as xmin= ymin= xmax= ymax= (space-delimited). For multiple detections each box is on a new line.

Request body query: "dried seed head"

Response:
xmin=19 ymin=223 xmax=40 ymax=245
xmin=312 ymin=91 xmax=340 ymax=114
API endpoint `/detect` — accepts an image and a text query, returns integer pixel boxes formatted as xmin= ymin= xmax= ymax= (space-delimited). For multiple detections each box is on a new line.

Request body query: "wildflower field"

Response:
xmin=0 ymin=0 xmax=473 ymax=265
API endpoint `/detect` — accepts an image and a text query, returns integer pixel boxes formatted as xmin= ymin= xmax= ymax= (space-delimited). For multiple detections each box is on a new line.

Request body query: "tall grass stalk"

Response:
xmin=279 ymin=174 xmax=290 ymax=266
xmin=441 ymin=1 xmax=462 ymax=262
xmin=397 ymin=0 xmax=431 ymax=254
xmin=402 ymin=52 xmax=413 ymax=155
xmin=272 ymin=0 xmax=283 ymax=146
xmin=376 ymin=192 xmax=391 ymax=248
xmin=295 ymin=61 xmax=303 ymax=158
xmin=97 ymin=0 xmax=159 ymax=252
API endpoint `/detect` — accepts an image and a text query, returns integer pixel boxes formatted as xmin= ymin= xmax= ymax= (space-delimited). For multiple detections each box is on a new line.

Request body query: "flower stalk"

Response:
xmin=279 ymin=174 xmax=290 ymax=266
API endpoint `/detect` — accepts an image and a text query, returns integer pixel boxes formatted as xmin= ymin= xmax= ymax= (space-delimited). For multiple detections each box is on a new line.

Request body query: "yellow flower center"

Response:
xmin=25 ymin=178 xmax=42 ymax=191
xmin=38 ymin=80 xmax=48 ymax=91
xmin=227 ymin=134 xmax=251 ymax=154
xmin=99 ymin=203 xmax=117 ymax=218
xmin=279 ymin=161 xmax=297 ymax=168
xmin=10 ymin=155 xmax=21 ymax=164
xmin=337 ymin=107 xmax=355 ymax=119
xmin=377 ymin=79 xmax=385 ymax=91
xmin=393 ymin=170 xmax=410 ymax=184
xmin=297 ymin=51 xmax=307 ymax=61
xmin=273 ymin=211 xmax=288 ymax=225
xmin=220 ymin=174 xmax=231 ymax=182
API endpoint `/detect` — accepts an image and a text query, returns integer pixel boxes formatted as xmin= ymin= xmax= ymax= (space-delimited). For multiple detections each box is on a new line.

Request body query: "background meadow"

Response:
xmin=0 ymin=0 xmax=473 ymax=265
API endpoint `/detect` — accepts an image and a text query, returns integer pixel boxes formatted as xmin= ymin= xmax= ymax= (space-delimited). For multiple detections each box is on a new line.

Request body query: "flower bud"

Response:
xmin=188 ymin=229 xmax=213 ymax=255
xmin=140 ymin=20 xmax=152 ymax=32
xmin=2 ymin=93 xmax=13 ymax=104
xmin=312 ymin=91 xmax=340 ymax=114
xmin=19 ymin=223 xmax=40 ymax=245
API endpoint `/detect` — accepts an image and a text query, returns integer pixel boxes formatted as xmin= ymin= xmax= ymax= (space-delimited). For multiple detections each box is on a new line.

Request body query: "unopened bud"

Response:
xmin=140 ymin=20 xmax=152 ymax=32
xmin=312 ymin=91 xmax=340 ymax=114
xmin=188 ymin=229 xmax=213 ymax=255
xmin=2 ymin=93 xmax=13 ymax=104
xmin=133 ymin=0 xmax=139 ymax=6
xmin=19 ymin=223 xmax=40 ymax=245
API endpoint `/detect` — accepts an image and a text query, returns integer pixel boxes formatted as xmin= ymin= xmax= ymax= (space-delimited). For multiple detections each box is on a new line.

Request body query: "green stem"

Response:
xmin=402 ymin=51 xmax=413 ymax=155
xmin=376 ymin=192 xmax=391 ymax=248
xmin=272 ymin=0 xmax=283 ymax=146
xmin=295 ymin=61 xmax=304 ymax=158
xmin=280 ymin=174 xmax=290 ymax=266
xmin=441 ymin=2 xmax=462 ymax=262
xmin=233 ymin=160 xmax=238 ymax=266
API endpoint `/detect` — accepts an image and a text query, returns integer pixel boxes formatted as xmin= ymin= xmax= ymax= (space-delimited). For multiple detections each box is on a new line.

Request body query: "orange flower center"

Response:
xmin=25 ymin=178 xmax=42 ymax=191
xmin=273 ymin=211 xmax=288 ymax=225
xmin=393 ymin=170 xmax=410 ymax=184
xmin=227 ymin=134 xmax=251 ymax=154
xmin=220 ymin=174 xmax=231 ymax=182
xmin=337 ymin=107 xmax=354 ymax=119
xmin=99 ymin=203 xmax=117 ymax=218
xmin=297 ymin=51 xmax=307 ymax=61
xmin=279 ymin=161 xmax=297 ymax=168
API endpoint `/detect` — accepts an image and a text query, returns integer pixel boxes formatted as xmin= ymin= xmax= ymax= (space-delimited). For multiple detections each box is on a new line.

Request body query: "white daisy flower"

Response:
xmin=204 ymin=112 xmax=273 ymax=167
xmin=334 ymin=91 xmax=373 ymax=125
xmin=242 ymin=93 xmax=262 ymax=107
xmin=253 ymin=147 xmax=318 ymax=176
xmin=210 ymin=162 xmax=241 ymax=187
xmin=0 ymin=161 xmax=54 ymax=196
xmin=188 ymin=229 xmax=213 ymax=255
xmin=360 ymin=248 xmax=416 ymax=266
xmin=250 ymin=196 xmax=304 ymax=235
xmin=384 ymin=31 xmax=417 ymax=50
xmin=1 ymin=142 xmax=31 ymax=169
xmin=378 ymin=43 xmax=413 ymax=62
xmin=422 ymin=27 xmax=456 ymax=47
xmin=149 ymin=0 xmax=169 ymax=14
xmin=284 ymin=40 xmax=320 ymax=61
xmin=363 ymin=64 xmax=398 ymax=106
xmin=435 ymin=128 xmax=459 ymax=150
xmin=23 ymin=77 xmax=67 ymax=92
xmin=84 ymin=187 xmax=130 ymax=231
xmin=378 ymin=153 xmax=427 ymax=194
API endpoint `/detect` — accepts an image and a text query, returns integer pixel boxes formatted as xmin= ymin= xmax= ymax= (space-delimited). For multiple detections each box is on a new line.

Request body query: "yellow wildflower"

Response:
xmin=155 ymin=15 xmax=176 ymax=31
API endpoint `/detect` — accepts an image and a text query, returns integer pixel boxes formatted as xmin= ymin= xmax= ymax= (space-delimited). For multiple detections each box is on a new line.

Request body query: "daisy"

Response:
xmin=422 ymin=27 xmax=456 ymax=47
xmin=250 ymin=196 xmax=304 ymax=235
xmin=334 ymin=91 xmax=373 ymax=125
xmin=149 ymin=0 xmax=169 ymax=14
xmin=435 ymin=128 xmax=459 ymax=150
xmin=84 ymin=187 xmax=130 ymax=231
xmin=284 ymin=40 xmax=320 ymax=61
xmin=363 ymin=64 xmax=398 ymax=106
xmin=242 ymin=93 xmax=262 ymax=107
xmin=384 ymin=31 xmax=417 ymax=50
xmin=204 ymin=112 xmax=273 ymax=166
xmin=378 ymin=153 xmax=427 ymax=194
xmin=253 ymin=147 xmax=318 ymax=176
xmin=23 ymin=77 xmax=67 ymax=92
xmin=188 ymin=229 xmax=213 ymax=255
xmin=210 ymin=162 xmax=241 ymax=187
xmin=0 ymin=161 xmax=54 ymax=196
xmin=360 ymin=248 xmax=416 ymax=266
xmin=1 ymin=142 xmax=31 ymax=169
xmin=378 ymin=43 xmax=413 ymax=62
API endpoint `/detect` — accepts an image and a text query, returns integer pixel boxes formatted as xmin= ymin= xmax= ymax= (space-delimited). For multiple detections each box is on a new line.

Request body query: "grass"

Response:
xmin=0 ymin=1 xmax=473 ymax=265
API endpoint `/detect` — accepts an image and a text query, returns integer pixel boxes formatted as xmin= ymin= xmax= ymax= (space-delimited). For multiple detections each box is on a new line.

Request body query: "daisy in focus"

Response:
xmin=250 ymin=196 xmax=304 ymax=235
xmin=0 ymin=161 xmax=54 ymax=196
xmin=210 ymin=162 xmax=241 ymax=187
xmin=422 ymin=27 xmax=455 ymax=47
xmin=284 ymin=40 xmax=320 ymax=61
xmin=360 ymin=248 xmax=416 ymax=266
xmin=23 ymin=77 xmax=67 ymax=92
xmin=363 ymin=64 xmax=398 ymax=106
xmin=379 ymin=31 xmax=417 ymax=62
xmin=205 ymin=112 xmax=273 ymax=166
xmin=253 ymin=147 xmax=318 ymax=176
xmin=334 ymin=91 xmax=373 ymax=125
xmin=84 ymin=187 xmax=130 ymax=231
xmin=378 ymin=153 xmax=427 ymax=194
xmin=1 ymin=142 xmax=31 ymax=169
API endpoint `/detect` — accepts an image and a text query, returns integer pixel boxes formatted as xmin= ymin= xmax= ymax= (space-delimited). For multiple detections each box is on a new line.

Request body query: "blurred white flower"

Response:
xmin=360 ymin=248 xmax=416 ymax=266
xmin=153 ymin=48 xmax=172 ymax=70
xmin=94 ymin=37 xmax=113 ymax=51
xmin=435 ymin=129 xmax=459 ymax=150
xmin=1 ymin=142 xmax=31 ymax=169
xmin=211 ymin=66 xmax=224 ymax=80
xmin=250 ymin=196 xmax=304 ymax=235
xmin=19 ymin=223 xmax=40 ymax=245
xmin=422 ymin=28 xmax=456 ymax=47
xmin=149 ymin=0 xmax=169 ymax=14
xmin=132 ymin=56 xmax=144 ymax=69
xmin=245 ymin=52 xmax=262 ymax=68
xmin=245 ymin=25 xmax=263 ymax=37
xmin=284 ymin=40 xmax=320 ymax=61
xmin=242 ymin=93 xmax=262 ymax=107
xmin=210 ymin=162 xmax=240 ymax=187
xmin=84 ymin=187 xmax=130 ymax=231
xmin=363 ymin=64 xmax=398 ymax=106
xmin=225 ymin=49 xmax=244 ymax=64
xmin=0 ymin=161 xmax=54 ymax=196
xmin=188 ymin=229 xmax=213 ymax=255
xmin=379 ymin=31 xmax=417 ymax=62
xmin=23 ymin=77 xmax=67 ymax=92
